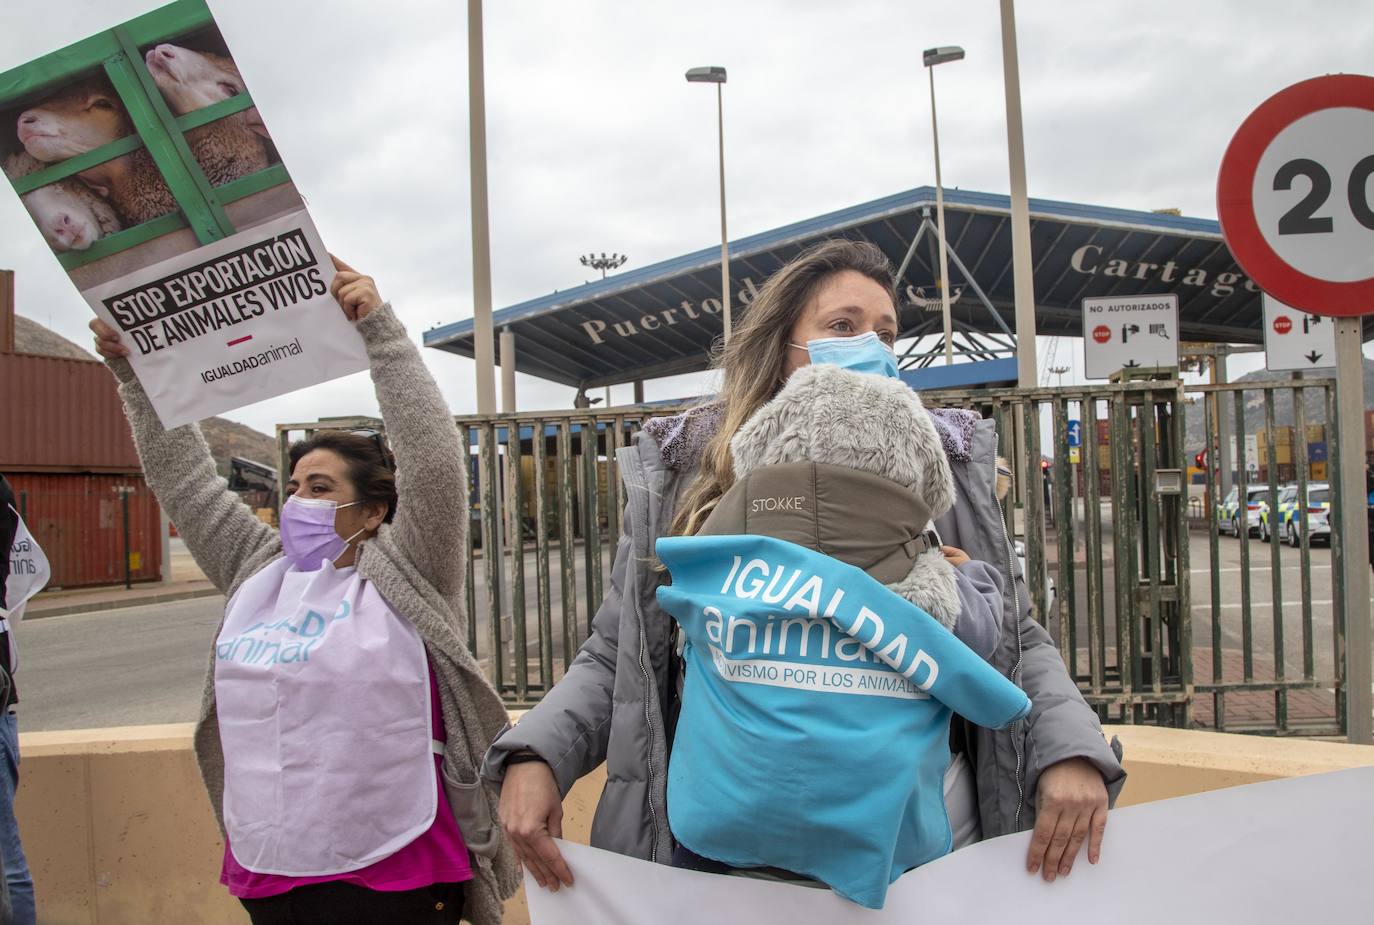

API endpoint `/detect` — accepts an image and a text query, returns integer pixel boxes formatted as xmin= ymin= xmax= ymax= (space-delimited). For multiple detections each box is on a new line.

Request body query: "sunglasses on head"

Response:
xmin=351 ymin=428 xmax=395 ymax=472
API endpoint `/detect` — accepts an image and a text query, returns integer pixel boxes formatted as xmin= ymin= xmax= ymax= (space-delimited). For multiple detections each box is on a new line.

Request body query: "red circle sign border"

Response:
xmin=1217 ymin=73 xmax=1374 ymax=317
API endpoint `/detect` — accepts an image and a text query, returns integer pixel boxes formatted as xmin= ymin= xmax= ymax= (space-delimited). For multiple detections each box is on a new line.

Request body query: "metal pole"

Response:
xmin=499 ymin=327 xmax=516 ymax=414
xmin=999 ymin=0 xmax=1038 ymax=390
xmin=499 ymin=326 xmax=517 ymax=554
xmin=716 ymin=82 xmax=731 ymax=343
xmin=1335 ymin=316 xmax=1371 ymax=743
xmin=1215 ymin=345 xmax=1234 ymax=498
xmin=929 ymin=67 xmax=953 ymax=366
xmin=468 ymin=0 xmax=497 ymax=415
xmin=121 ymin=489 xmax=131 ymax=590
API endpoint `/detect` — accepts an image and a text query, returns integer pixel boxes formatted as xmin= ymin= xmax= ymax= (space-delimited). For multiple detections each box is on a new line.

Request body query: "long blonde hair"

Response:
xmin=671 ymin=238 xmax=897 ymax=536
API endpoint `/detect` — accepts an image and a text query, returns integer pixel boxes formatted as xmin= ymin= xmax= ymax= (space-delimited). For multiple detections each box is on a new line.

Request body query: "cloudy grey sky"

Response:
xmin=2 ymin=0 xmax=1372 ymax=436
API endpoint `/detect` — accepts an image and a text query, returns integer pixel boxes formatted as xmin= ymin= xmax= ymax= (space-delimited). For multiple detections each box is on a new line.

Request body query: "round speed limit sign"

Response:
xmin=1217 ymin=74 xmax=1374 ymax=316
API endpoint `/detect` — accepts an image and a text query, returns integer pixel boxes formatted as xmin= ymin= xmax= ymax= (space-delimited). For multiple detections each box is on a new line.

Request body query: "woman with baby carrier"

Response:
xmin=91 ymin=261 xmax=518 ymax=924
xmin=488 ymin=239 xmax=1127 ymax=903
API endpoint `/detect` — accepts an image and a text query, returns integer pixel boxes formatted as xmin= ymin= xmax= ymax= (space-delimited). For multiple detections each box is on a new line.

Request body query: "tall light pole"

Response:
xmin=468 ymin=0 xmax=496 ymax=415
xmin=999 ymin=0 xmax=1037 ymax=391
xmin=923 ymin=46 xmax=964 ymax=366
xmin=686 ymin=65 xmax=731 ymax=343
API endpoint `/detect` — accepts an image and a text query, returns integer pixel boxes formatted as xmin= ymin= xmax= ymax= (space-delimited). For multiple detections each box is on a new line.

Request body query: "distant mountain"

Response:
xmin=13 ymin=315 xmax=277 ymax=478
xmin=200 ymin=416 xmax=278 ymax=480
xmin=1182 ymin=357 xmax=1374 ymax=454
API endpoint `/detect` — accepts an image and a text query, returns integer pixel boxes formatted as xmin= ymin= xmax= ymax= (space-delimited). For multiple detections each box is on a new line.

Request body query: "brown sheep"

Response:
xmin=4 ymin=150 xmax=122 ymax=252
xmin=15 ymin=55 xmax=270 ymax=228
xmin=144 ymin=44 xmax=270 ymax=184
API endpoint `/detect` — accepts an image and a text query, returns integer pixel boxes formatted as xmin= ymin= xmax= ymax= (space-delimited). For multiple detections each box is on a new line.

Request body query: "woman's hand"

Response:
xmin=1026 ymin=756 xmax=1108 ymax=881
xmin=329 ymin=256 xmax=383 ymax=320
xmin=499 ymin=759 xmax=575 ymax=891
xmin=941 ymin=545 xmax=971 ymax=567
xmin=89 ymin=317 xmax=129 ymax=360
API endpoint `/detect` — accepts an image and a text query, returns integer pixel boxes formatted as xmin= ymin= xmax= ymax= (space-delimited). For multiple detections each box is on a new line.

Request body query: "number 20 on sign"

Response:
xmin=1218 ymin=74 xmax=1374 ymax=315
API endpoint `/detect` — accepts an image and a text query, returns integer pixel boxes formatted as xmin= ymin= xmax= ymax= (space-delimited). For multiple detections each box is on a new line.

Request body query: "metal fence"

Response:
xmin=1186 ymin=377 xmax=1346 ymax=736
xmin=278 ymin=374 xmax=1356 ymax=734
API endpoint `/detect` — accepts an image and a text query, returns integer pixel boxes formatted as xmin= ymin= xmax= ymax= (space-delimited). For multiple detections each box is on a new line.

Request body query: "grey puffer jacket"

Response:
xmin=484 ymin=409 xmax=1126 ymax=861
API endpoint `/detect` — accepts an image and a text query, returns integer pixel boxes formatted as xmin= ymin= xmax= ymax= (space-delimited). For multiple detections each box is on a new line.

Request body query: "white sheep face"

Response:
xmin=22 ymin=184 xmax=107 ymax=252
xmin=17 ymin=79 xmax=131 ymax=162
xmin=145 ymin=44 xmax=245 ymax=114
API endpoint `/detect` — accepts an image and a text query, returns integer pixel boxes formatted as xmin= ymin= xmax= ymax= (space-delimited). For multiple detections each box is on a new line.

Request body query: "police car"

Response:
xmin=1217 ymin=485 xmax=1270 ymax=538
xmin=1276 ymin=482 xmax=1331 ymax=547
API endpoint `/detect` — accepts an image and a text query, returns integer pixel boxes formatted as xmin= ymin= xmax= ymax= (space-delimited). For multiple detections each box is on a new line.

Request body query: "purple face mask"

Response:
xmin=279 ymin=496 xmax=365 ymax=571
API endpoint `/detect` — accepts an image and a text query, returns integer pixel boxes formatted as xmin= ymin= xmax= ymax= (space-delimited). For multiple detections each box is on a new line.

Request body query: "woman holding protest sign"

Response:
xmin=487 ymin=240 xmax=1126 ymax=897
xmin=91 ymin=259 xmax=517 ymax=925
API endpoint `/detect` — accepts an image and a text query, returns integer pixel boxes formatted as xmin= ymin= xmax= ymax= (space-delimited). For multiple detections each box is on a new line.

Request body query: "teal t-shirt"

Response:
xmin=656 ymin=533 xmax=1031 ymax=909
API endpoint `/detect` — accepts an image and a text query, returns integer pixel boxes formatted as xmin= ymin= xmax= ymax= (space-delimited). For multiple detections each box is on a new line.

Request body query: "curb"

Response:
xmin=24 ymin=586 xmax=223 ymax=620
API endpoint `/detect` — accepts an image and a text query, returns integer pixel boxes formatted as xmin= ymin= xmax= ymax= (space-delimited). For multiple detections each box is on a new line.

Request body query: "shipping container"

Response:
xmin=5 ymin=473 xmax=161 ymax=589
xmin=0 ymin=353 xmax=140 ymax=473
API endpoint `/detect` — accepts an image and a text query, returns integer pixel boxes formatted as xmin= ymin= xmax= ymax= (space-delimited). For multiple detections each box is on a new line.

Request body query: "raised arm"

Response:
xmin=332 ymin=261 xmax=468 ymax=598
xmin=93 ymin=322 xmax=278 ymax=595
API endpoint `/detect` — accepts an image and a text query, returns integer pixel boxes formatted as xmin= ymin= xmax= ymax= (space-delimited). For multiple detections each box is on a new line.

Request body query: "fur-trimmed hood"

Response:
xmin=702 ymin=363 xmax=962 ymax=627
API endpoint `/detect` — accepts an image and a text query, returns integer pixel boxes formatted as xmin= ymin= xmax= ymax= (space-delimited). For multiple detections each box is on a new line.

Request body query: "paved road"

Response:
xmin=17 ymin=595 xmax=225 ymax=731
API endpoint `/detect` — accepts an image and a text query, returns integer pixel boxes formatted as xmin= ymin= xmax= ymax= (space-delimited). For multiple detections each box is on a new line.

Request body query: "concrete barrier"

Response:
xmin=16 ymin=723 xmax=1374 ymax=924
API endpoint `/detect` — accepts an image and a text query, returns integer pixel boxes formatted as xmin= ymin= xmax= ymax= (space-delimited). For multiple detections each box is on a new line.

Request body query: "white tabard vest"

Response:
xmin=215 ymin=557 xmax=436 ymax=876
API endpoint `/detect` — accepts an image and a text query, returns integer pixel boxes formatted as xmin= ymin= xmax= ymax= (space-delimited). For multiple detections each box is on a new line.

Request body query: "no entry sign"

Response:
xmin=1217 ymin=74 xmax=1374 ymax=316
xmin=1263 ymin=293 xmax=1335 ymax=371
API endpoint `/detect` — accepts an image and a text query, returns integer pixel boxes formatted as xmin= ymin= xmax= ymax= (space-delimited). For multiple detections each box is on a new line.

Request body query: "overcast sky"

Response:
xmin=2 ymin=0 xmax=1372 ymax=436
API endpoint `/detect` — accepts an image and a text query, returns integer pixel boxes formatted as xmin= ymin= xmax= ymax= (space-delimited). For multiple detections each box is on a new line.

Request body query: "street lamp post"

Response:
xmin=923 ymin=45 xmax=964 ymax=366
xmin=686 ymin=65 xmax=731 ymax=343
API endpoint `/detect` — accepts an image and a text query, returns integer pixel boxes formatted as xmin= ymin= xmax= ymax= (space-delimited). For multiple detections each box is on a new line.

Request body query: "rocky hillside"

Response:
xmin=1181 ymin=357 xmax=1374 ymax=454
xmin=14 ymin=315 xmax=277 ymax=478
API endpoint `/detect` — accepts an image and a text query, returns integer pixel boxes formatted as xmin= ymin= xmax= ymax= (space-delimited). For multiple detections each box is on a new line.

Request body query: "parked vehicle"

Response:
xmin=1257 ymin=484 xmax=1293 ymax=543
xmin=1279 ymin=482 xmax=1331 ymax=547
xmin=1217 ymin=485 xmax=1270 ymax=538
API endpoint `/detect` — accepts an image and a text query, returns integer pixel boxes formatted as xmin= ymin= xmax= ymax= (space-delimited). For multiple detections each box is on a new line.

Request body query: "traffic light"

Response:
xmin=1195 ymin=450 xmax=1207 ymax=469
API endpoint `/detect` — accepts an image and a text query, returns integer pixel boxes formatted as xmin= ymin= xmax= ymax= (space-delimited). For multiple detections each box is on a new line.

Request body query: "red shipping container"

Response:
xmin=0 ymin=353 xmax=140 ymax=473
xmin=5 ymin=473 xmax=161 ymax=589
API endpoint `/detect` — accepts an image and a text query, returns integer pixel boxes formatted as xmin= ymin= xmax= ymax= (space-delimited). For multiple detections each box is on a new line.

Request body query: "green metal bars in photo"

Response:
xmin=0 ymin=0 xmax=289 ymax=269
xmin=277 ymin=371 xmax=1358 ymax=737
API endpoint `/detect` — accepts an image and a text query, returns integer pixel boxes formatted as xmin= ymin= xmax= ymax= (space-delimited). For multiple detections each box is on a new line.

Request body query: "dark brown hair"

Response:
xmin=288 ymin=431 xmax=398 ymax=523
xmin=671 ymin=238 xmax=897 ymax=536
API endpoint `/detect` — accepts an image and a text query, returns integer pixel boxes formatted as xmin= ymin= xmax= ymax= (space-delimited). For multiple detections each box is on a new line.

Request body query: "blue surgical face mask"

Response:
xmin=790 ymin=331 xmax=899 ymax=379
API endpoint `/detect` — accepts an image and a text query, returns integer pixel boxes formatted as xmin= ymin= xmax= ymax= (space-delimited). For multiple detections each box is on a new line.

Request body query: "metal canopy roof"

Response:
xmin=424 ymin=186 xmax=1341 ymax=390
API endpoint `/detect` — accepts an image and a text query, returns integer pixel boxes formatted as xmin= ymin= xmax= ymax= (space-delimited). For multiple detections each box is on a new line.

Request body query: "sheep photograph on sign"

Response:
xmin=0 ymin=0 xmax=366 ymax=427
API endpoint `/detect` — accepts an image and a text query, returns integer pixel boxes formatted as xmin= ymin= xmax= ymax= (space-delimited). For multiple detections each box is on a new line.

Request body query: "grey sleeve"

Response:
xmin=952 ymin=559 xmax=1005 ymax=660
xmin=1015 ymin=572 xmax=1127 ymax=809
xmin=483 ymin=531 xmax=629 ymax=796
xmin=355 ymin=304 xmax=468 ymax=599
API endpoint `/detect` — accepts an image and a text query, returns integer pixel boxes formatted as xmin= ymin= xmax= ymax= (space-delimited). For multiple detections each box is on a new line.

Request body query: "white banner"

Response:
xmin=527 ymin=766 xmax=1374 ymax=924
xmin=4 ymin=506 xmax=49 ymax=623
xmin=81 ymin=209 xmax=368 ymax=428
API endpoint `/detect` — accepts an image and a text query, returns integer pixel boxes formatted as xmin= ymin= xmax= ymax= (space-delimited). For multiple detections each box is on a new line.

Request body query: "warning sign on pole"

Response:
xmin=1263 ymin=294 xmax=1336 ymax=371
xmin=1081 ymin=294 xmax=1179 ymax=379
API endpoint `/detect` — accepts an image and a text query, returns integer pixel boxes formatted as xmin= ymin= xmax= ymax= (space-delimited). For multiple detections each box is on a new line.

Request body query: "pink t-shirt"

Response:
xmin=221 ymin=667 xmax=473 ymax=899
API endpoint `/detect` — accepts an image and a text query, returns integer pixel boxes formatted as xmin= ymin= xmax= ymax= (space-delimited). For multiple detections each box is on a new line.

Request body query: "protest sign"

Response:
xmin=0 ymin=0 xmax=367 ymax=427
xmin=527 ymin=766 xmax=1374 ymax=924
xmin=3 ymin=505 xmax=49 ymax=623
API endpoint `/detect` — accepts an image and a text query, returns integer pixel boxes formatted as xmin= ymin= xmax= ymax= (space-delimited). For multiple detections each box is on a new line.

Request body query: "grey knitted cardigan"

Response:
xmin=107 ymin=304 xmax=519 ymax=924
